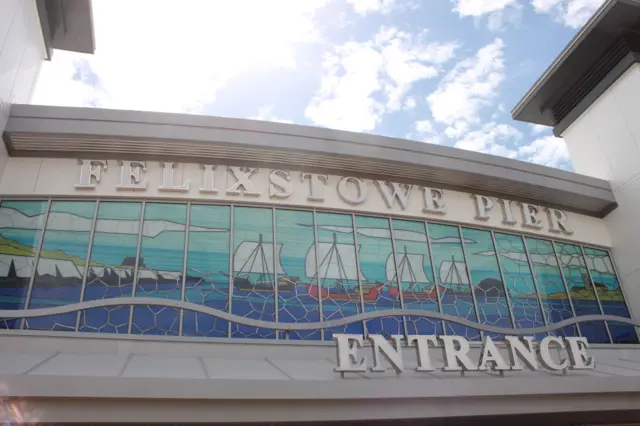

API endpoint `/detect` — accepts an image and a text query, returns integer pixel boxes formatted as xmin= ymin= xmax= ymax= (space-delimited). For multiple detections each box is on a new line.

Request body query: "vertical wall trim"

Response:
xmin=577 ymin=244 xmax=613 ymax=343
xmin=521 ymin=236 xmax=549 ymax=329
xmin=312 ymin=210 xmax=324 ymax=341
xmin=606 ymin=247 xmax=640 ymax=342
xmin=551 ymin=240 xmax=582 ymax=337
xmin=424 ymin=221 xmax=446 ymax=335
xmin=388 ymin=218 xmax=408 ymax=337
xmin=351 ymin=213 xmax=367 ymax=337
xmin=458 ymin=225 xmax=483 ymax=340
xmin=490 ymin=231 xmax=517 ymax=329
xmin=75 ymin=200 xmax=100 ymax=331
xmin=227 ymin=205 xmax=234 ymax=338
xmin=178 ymin=202 xmax=191 ymax=336
xmin=127 ymin=200 xmax=146 ymax=335
xmin=272 ymin=207 xmax=279 ymax=339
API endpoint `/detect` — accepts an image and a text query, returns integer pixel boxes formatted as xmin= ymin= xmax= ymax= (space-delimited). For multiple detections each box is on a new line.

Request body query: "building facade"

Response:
xmin=2 ymin=1 xmax=640 ymax=425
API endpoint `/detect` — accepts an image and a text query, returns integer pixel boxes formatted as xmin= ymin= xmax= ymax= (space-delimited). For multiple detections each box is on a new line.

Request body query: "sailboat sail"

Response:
xmin=484 ymin=250 xmax=615 ymax=275
xmin=386 ymin=253 xmax=430 ymax=283
xmin=439 ymin=261 xmax=469 ymax=285
xmin=305 ymin=243 xmax=366 ymax=281
xmin=233 ymin=241 xmax=285 ymax=275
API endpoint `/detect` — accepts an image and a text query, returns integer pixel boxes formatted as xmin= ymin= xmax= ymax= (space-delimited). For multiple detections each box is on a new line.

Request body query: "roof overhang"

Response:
xmin=2 ymin=104 xmax=617 ymax=217
xmin=512 ymin=0 xmax=640 ymax=136
xmin=37 ymin=0 xmax=95 ymax=60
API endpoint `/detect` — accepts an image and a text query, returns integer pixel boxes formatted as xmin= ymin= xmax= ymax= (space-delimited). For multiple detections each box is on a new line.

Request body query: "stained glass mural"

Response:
xmin=355 ymin=215 xmax=403 ymax=338
xmin=182 ymin=204 xmax=231 ymax=338
xmin=461 ymin=228 xmax=512 ymax=334
xmin=231 ymin=207 xmax=276 ymax=339
xmin=554 ymin=242 xmax=610 ymax=343
xmin=391 ymin=219 xmax=441 ymax=335
xmin=494 ymin=232 xmax=546 ymax=338
xmin=276 ymin=209 xmax=320 ymax=340
xmin=25 ymin=201 xmax=96 ymax=331
xmin=0 ymin=201 xmax=48 ymax=329
xmin=428 ymin=223 xmax=480 ymax=340
xmin=525 ymin=237 xmax=578 ymax=337
xmin=583 ymin=247 xmax=639 ymax=343
xmin=79 ymin=202 xmax=142 ymax=334
xmin=315 ymin=212 xmax=364 ymax=339
xmin=131 ymin=203 xmax=186 ymax=336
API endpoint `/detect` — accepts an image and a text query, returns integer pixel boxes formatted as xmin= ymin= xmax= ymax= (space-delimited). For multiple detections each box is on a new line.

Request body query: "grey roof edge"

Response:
xmin=2 ymin=104 xmax=616 ymax=217
xmin=37 ymin=0 xmax=96 ymax=58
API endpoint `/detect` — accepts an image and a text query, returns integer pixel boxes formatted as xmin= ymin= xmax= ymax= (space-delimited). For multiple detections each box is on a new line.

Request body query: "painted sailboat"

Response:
xmin=304 ymin=233 xmax=383 ymax=301
xmin=439 ymin=256 xmax=471 ymax=295
xmin=385 ymin=246 xmax=442 ymax=300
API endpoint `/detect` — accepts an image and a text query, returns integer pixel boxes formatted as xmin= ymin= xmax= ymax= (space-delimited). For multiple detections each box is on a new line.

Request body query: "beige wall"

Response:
xmin=0 ymin=156 xmax=612 ymax=247
xmin=562 ymin=63 xmax=640 ymax=322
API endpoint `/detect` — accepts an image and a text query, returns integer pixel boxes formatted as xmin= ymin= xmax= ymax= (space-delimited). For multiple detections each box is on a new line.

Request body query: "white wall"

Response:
xmin=0 ymin=0 xmax=46 ymax=173
xmin=562 ymin=63 xmax=640 ymax=322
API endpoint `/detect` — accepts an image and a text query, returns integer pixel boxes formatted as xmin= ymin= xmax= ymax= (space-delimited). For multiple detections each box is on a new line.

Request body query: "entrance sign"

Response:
xmin=333 ymin=334 xmax=594 ymax=373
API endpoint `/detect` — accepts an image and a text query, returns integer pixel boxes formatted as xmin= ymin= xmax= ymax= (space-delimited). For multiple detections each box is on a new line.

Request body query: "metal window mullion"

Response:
xmin=490 ymin=231 xmax=517 ymax=330
xmin=424 ymin=221 xmax=445 ymax=335
xmin=351 ymin=213 xmax=367 ymax=337
xmin=127 ymin=200 xmax=146 ymax=335
xmin=178 ymin=202 xmax=191 ymax=336
xmin=551 ymin=240 xmax=581 ymax=337
xmin=21 ymin=198 xmax=52 ymax=330
xmin=227 ymin=204 xmax=234 ymax=338
xmin=578 ymin=245 xmax=613 ymax=343
xmin=272 ymin=207 xmax=279 ymax=340
xmin=457 ymin=225 xmax=483 ymax=339
xmin=604 ymin=247 xmax=640 ymax=343
xmin=75 ymin=200 xmax=100 ymax=331
xmin=521 ymin=236 xmax=549 ymax=329
xmin=312 ymin=210 xmax=324 ymax=341
xmin=388 ymin=218 xmax=408 ymax=338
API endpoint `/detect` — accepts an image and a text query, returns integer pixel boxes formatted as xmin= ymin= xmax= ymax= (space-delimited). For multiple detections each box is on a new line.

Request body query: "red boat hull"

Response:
xmin=387 ymin=285 xmax=442 ymax=300
xmin=304 ymin=282 xmax=383 ymax=301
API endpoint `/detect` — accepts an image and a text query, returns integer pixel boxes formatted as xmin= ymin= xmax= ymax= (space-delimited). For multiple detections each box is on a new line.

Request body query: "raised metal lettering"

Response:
xmin=369 ymin=334 xmax=404 ymax=374
xmin=159 ymin=162 xmax=190 ymax=192
xmin=333 ymin=334 xmax=367 ymax=373
xmin=376 ymin=181 xmax=412 ymax=210
xmin=473 ymin=194 xmax=494 ymax=221
xmin=75 ymin=159 xmax=107 ymax=189
xmin=539 ymin=336 xmax=569 ymax=371
xmin=337 ymin=177 xmax=368 ymax=205
xmin=269 ymin=170 xmax=292 ymax=199
xmin=116 ymin=160 xmax=147 ymax=191
xmin=440 ymin=335 xmax=477 ymax=371
xmin=406 ymin=335 xmax=438 ymax=372
xmin=301 ymin=172 xmax=328 ymax=202
xmin=521 ymin=203 xmax=543 ymax=229
xmin=422 ymin=187 xmax=446 ymax=214
xmin=226 ymin=167 xmax=261 ymax=196
xmin=548 ymin=208 xmax=573 ymax=235
xmin=478 ymin=336 xmax=511 ymax=371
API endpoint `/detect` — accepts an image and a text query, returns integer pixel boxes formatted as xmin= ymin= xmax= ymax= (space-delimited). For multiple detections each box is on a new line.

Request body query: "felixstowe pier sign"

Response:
xmin=333 ymin=334 xmax=594 ymax=374
xmin=74 ymin=160 xmax=574 ymax=236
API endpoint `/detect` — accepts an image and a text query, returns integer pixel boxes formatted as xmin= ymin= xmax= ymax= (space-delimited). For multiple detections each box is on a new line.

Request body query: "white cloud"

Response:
xmin=427 ymin=38 xmax=505 ymax=139
xmin=346 ymin=0 xmax=396 ymax=15
xmin=530 ymin=123 xmax=550 ymax=134
xmin=250 ymin=105 xmax=293 ymax=124
xmin=415 ymin=120 xmax=434 ymax=133
xmin=306 ymin=27 xmax=458 ymax=132
xmin=531 ymin=0 xmax=604 ymax=28
xmin=518 ymin=135 xmax=571 ymax=168
xmin=452 ymin=0 xmax=521 ymax=30
xmin=404 ymin=96 xmax=417 ymax=110
xmin=32 ymin=0 xmax=330 ymax=113
xmin=454 ymin=122 xmax=521 ymax=158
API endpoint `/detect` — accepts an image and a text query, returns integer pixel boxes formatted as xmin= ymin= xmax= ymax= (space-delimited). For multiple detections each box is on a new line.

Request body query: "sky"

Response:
xmin=31 ymin=0 xmax=608 ymax=172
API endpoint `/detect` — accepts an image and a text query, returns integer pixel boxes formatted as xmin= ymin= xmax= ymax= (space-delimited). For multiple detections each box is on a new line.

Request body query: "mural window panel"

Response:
xmin=524 ymin=238 xmax=578 ymax=337
xmin=131 ymin=203 xmax=187 ymax=336
xmin=0 ymin=200 xmax=48 ymax=329
xmin=182 ymin=204 xmax=231 ymax=338
xmin=315 ymin=212 xmax=364 ymax=340
xmin=583 ymin=247 xmax=638 ymax=344
xmin=461 ymin=228 xmax=512 ymax=335
xmin=494 ymin=233 xmax=546 ymax=339
xmin=554 ymin=243 xmax=610 ymax=343
xmin=79 ymin=202 xmax=142 ymax=334
xmin=26 ymin=201 xmax=97 ymax=331
xmin=391 ymin=219 xmax=441 ymax=336
xmin=275 ymin=209 xmax=320 ymax=340
xmin=355 ymin=215 xmax=403 ymax=338
xmin=427 ymin=223 xmax=479 ymax=341
xmin=231 ymin=207 xmax=276 ymax=339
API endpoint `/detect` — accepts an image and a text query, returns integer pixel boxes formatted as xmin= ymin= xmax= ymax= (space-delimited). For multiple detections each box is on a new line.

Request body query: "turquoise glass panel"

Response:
xmin=26 ymin=201 xmax=96 ymax=331
xmin=182 ymin=204 xmax=231 ymax=338
xmin=316 ymin=212 xmax=363 ymax=339
xmin=276 ymin=209 xmax=320 ymax=340
xmin=231 ymin=207 xmax=276 ymax=339
xmin=391 ymin=219 xmax=441 ymax=335
xmin=80 ymin=202 xmax=142 ymax=334
xmin=131 ymin=203 xmax=187 ymax=336
xmin=0 ymin=201 xmax=48 ymax=329
xmin=427 ymin=223 xmax=479 ymax=341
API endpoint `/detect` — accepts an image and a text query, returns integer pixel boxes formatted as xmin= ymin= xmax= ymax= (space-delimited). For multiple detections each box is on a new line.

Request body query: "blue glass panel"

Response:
xmin=391 ymin=219 xmax=441 ymax=335
xmin=427 ymin=223 xmax=479 ymax=340
xmin=356 ymin=215 xmax=403 ymax=338
xmin=583 ymin=247 xmax=638 ymax=344
xmin=231 ymin=207 xmax=276 ymax=339
xmin=316 ymin=212 xmax=363 ymax=339
xmin=276 ymin=209 xmax=320 ymax=340
xmin=0 ymin=201 xmax=48 ymax=329
xmin=26 ymin=201 xmax=96 ymax=331
xmin=494 ymin=233 xmax=546 ymax=340
xmin=79 ymin=202 xmax=142 ymax=334
xmin=554 ymin=242 xmax=610 ymax=343
xmin=131 ymin=203 xmax=186 ymax=336
xmin=524 ymin=238 xmax=577 ymax=337
xmin=182 ymin=204 xmax=231 ymax=338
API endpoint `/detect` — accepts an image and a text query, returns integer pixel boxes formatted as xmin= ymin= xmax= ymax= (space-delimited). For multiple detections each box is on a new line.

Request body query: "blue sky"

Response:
xmin=31 ymin=0 xmax=606 ymax=171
